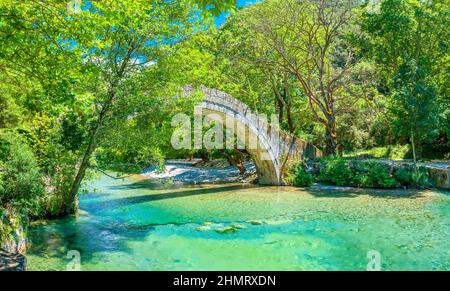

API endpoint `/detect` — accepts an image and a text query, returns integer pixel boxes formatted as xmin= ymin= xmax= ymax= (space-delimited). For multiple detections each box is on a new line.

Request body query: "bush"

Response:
xmin=316 ymin=158 xmax=436 ymax=188
xmin=290 ymin=164 xmax=315 ymax=187
xmin=394 ymin=167 xmax=414 ymax=186
xmin=411 ymin=168 xmax=431 ymax=187
xmin=394 ymin=166 xmax=430 ymax=187
xmin=0 ymin=131 xmax=44 ymax=213
xmin=317 ymin=159 xmax=397 ymax=188
xmin=319 ymin=159 xmax=355 ymax=186
xmin=357 ymin=161 xmax=396 ymax=188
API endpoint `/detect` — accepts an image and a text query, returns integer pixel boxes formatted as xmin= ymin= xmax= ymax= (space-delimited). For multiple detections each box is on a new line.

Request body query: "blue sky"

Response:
xmin=81 ymin=0 xmax=258 ymax=27
xmin=214 ymin=0 xmax=259 ymax=26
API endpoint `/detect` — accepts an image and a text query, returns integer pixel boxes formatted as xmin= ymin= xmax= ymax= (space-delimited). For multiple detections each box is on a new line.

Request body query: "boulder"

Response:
xmin=0 ymin=250 xmax=27 ymax=271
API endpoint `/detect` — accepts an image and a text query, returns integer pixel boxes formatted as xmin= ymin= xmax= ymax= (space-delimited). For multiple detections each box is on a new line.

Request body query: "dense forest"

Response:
xmin=0 ymin=0 xmax=449 ymax=224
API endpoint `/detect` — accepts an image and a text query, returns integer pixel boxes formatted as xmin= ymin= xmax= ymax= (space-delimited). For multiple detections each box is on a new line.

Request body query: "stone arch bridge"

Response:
xmin=184 ymin=86 xmax=322 ymax=185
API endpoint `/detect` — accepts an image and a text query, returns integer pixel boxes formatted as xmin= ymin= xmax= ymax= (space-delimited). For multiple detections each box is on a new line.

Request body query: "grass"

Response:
xmin=343 ymin=145 xmax=411 ymax=160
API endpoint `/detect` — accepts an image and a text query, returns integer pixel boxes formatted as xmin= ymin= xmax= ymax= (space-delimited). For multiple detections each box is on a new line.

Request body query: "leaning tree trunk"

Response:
xmin=64 ymin=40 xmax=135 ymax=215
xmin=65 ymin=92 xmax=115 ymax=215
xmin=221 ymin=150 xmax=246 ymax=175
xmin=234 ymin=159 xmax=246 ymax=176
xmin=65 ymin=126 xmax=100 ymax=215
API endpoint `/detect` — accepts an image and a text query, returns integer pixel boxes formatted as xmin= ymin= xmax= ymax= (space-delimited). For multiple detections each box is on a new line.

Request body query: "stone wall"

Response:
xmin=427 ymin=167 xmax=450 ymax=189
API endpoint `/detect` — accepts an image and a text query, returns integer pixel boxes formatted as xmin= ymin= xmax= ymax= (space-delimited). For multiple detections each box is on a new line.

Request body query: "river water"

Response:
xmin=27 ymin=174 xmax=449 ymax=270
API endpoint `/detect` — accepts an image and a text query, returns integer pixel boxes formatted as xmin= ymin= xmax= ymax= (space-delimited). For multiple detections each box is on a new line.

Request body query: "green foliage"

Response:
xmin=357 ymin=161 xmax=397 ymax=188
xmin=0 ymin=206 xmax=28 ymax=251
xmin=318 ymin=159 xmax=397 ymax=188
xmin=0 ymin=0 xmax=448 ymax=222
xmin=390 ymin=59 xmax=440 ymax=150
xmin=0 ymin=86 xmax=21 ymax=129
xmin=319 ymin=159 xmax=355 ymax=186
xmin=316 ymin=158 xmax=436 ymax=188
xmin=361 ymin=0 xmax=449 ymax=159
xmin=0 ymin=0 xmax=226 ymax=216
xmin=0 ymin=131 xmax=44 ymax=213
xmin=394 ymin=166 xmax=430 ymax=187
xmin=345 ymin=145 xmax=411 ymax=159
xmin=191 ymin=0 xmax=238 ymax=16
xmin=288 ymin=163 xmax=315 ymax=187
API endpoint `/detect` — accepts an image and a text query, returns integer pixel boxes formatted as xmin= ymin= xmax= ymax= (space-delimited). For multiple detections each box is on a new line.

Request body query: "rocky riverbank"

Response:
xmin=0 ymin=250 xmax=26 ymax=271
xmin=0 ymin=207 xmax=28 ymax=254
xmin=142 ymin=160 xmax=257 ymax=185
xmin=0 ymin=207 xmax=28 ymax=271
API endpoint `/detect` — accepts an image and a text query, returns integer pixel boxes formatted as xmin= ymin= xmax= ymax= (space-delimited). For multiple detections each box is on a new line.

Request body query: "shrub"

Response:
xmin=357 ymin=161 xmax=396 ymax=188
xmin=315 ymin=157 xmax=434 ymax=189
xmin=0 ymin=131 xmax=44 ymax=213
xmin=290 ymin=164 xmax=315 ymax=187
xmin=394 ymin=167 xmax=414 ymax=186
xmin=319 ymin=159 xmax=355 ymax=186
xmin=394 ymin=166 xmax=430 ymax=187
xmin=411 ymin=168 xmax=431 ymax=187
xmin=317 ymin=159 xmax=396 ymax=188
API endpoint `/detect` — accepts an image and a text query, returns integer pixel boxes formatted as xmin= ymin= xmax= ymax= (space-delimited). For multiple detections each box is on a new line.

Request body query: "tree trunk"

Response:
xmin=199 ymin=149 xmax=210 ymax=163
xmin=276 ymin=97 xmax=284 ymax=124
xmin=286 ymin=103 xmax=294 ymax=134
xmin=65 ymin=92 xmax=115 ymax=214
xmin=411 ymin=131 xmax=417 ymax=169
xmin=64 ymin=39 xmax=135 ymax=215
xmin=234 ymin=160 xmax=246 ymax=175
xmin=325 ymin=114 xmax=338 ymax=156
xmin=283 ymin=84 xmax=295 ymax=134
xmin=221 ymin=150 xmax=246 ymax=175
xmin=65 ymin=141 xmax=96 ymax=214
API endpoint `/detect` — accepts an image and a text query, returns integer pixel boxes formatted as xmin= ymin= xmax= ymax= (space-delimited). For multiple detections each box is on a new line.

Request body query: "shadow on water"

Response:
xmin=28 ymin=214 xmax=157 ymax=266
xmin=95 ymin=184 xmax=253 ymax=212
xmin=28 ymin=183 xmax=258 ymax=266
xmin=108 ymin=179 xmax=166 ymax=190
xmin=29 ymin=175 xmax=436 ymax=269
xmin=303 ymin=186 xmax=427 ymax=199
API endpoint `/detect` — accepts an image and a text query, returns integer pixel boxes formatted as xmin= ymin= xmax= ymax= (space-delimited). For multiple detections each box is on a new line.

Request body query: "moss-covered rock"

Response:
xmin=0 ymin=206 xmax=28 ymax=254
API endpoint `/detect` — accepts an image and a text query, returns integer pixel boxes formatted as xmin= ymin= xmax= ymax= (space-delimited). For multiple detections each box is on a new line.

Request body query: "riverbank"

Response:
xmin=142 ymin=158 xmax=450 ymax=190
xmin=142 ymin=160 xmax=257 ymax=185
xmin=307 ymin=158 xmax=450 ymax=190
xmin=0 ymin=207 xmax=28 ymax=271
xmin=0 ymin=250 xmax=26 ymax=271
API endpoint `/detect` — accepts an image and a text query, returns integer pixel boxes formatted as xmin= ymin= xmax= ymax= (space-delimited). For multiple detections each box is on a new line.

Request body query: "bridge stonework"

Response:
xmin=185 ymin=86 xmax=322 ymax=185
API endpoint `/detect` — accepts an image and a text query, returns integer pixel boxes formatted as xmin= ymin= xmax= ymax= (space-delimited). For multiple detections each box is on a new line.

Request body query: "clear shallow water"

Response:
xmin=27 ymin=174 xmax=449 ymax=270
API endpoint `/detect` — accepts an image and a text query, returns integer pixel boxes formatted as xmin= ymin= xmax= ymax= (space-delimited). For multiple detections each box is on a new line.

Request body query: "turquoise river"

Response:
xmin=27 ymin=174 xmax=449 ymax=270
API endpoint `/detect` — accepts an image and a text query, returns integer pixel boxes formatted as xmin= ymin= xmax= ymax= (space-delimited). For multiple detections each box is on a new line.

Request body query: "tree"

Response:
xmin=0 ymin=131 xmax=44 ymax=213
xmin=362 ymin=0 xmax=449 ymax=162
xmin=235 ymin=0 xmax=361 ymax=155
xmin=1 ymin=0 xmax=237 ymax=215
xmin=391 ymin=60 xmax=439 ymax=163
xmin=62 ymin=0 xmax=217 ymax=214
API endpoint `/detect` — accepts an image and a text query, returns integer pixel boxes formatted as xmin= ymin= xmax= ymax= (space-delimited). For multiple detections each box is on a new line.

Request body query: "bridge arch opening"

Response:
xmin=200 ymin=108 xmax=282 ymax=185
